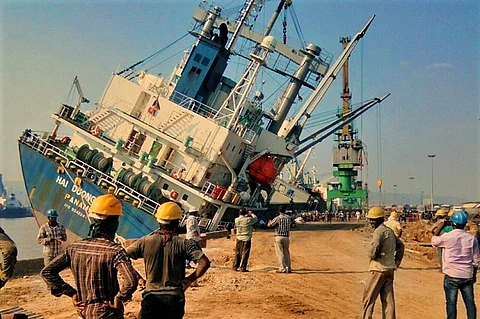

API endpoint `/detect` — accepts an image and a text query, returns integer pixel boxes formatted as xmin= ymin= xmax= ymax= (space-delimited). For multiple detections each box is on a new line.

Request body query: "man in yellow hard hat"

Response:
xmin=431 ymin=209 xmax=453 ymax=268
xmin=41 ymin=194 xmax=138 ymax=319
xmin=362 ymin=207 xmax=404 ymax=319
xmin=126 ymin=201 xmax=210 ymax=319
xmin=384 ymin=211 xmax=402 ymax=238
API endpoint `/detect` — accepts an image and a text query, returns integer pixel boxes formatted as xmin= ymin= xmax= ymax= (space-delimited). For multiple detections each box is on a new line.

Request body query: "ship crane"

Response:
xmin=278 ymin=15 xmax=375 ymax=141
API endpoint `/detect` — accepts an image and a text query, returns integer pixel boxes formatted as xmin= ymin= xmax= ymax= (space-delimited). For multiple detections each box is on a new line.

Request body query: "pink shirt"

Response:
xmin=431 ymin=229 xmax=480 ymax=279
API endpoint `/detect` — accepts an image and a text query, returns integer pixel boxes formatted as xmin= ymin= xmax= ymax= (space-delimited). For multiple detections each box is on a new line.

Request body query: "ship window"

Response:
xmin=162 ymin=183 xmax=169 ymax=190
xmin=193 ymin=54 xmax=202 ymax=62
xmin=223 ymin=173 xmax=227 ymax=179
xmin=124 ymin=130 xmax=146 ymax=156
xmin=201 ymin=57 xmax=210 ymax=66
xmin=238 ymin=148 xmax=243 ymax=155
xmin=232 ymin=145 xmax=236 ymax=152
xmin=189 ymin=66 xmax=202 ymax=75
xmin=226 ymin=143 xmax=230 ymax=150
xmin=182 ymin=194 xmax=189 ymax=201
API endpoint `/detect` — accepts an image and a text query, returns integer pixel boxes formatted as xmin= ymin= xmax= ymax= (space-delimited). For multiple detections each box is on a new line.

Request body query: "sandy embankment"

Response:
xmin=1 ymin=222 xmax=478 ymax=319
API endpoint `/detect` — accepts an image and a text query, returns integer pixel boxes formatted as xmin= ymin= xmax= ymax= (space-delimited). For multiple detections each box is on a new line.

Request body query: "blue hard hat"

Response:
xmin=47 ymin=209 xmax=59 ymax=218
xmin=450 ymin=210 xmax=467 ymax=226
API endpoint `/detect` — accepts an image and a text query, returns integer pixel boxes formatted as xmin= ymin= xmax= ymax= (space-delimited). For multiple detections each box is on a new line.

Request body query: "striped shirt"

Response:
xmin=41 ymin=237 xmax=138 ymax=319
xmin=269 ymin=214 xmax=291 ymax=237
xmin=37 ymin=223 xmax=67 ymax=260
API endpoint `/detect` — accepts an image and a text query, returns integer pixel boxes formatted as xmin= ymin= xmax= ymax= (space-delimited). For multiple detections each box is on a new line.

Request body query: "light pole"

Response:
xmin=393 ymin=184 xmax=398 ymax=204
xmin=428 ymin=154 xmax=436 ymax=211
xmin=421 ymin=191 xmax=424 ymax=205
xmin=409 ymin=176 xmax=415 ymax=206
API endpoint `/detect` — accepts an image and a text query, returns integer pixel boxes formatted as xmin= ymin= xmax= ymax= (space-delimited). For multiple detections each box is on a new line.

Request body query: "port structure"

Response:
xmin=327 ymin=37 xmax=367 ymax=211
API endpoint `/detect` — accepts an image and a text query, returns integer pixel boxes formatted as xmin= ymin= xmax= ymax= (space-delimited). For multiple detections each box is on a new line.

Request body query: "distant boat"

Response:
xmin=0 ymin=193 xmax=33 ymax=218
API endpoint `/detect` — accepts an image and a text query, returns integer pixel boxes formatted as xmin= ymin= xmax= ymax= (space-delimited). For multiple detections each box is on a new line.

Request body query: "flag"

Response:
xmin=148 ymin=97 xmax=160 ymax=115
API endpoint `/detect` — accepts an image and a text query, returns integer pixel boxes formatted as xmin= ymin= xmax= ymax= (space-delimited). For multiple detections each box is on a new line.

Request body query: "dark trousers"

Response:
xmin=444 ymin=275 xmax=476 ymax=319
xmin=233 ymin=239 xmax=251 ymax=271
xmin=139 ymin=292 xmax=185 ymax=319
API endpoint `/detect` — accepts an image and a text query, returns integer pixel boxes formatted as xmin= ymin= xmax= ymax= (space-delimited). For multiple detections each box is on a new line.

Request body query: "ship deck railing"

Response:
xmin=169 ymin=90 xmax=234 ymax=123
xmin=19 ymin=131 xmax=163 ymax=216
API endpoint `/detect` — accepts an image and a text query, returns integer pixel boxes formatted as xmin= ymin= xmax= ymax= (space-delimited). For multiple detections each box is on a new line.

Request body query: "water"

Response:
xmin=0 ymin=217 xmax=43 ymax=260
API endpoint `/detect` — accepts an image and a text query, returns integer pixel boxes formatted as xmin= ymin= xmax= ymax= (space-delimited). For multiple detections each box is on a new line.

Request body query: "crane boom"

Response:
xmin=279 ymin=15 xmax=375 ymax=139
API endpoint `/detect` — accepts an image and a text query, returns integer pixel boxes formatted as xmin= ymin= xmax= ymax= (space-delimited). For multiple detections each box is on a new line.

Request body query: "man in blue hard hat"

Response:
xmin=37 ymin=209 xmax=67 ymax=266
xmin=432 ymin=210 xmax=479 ymax=319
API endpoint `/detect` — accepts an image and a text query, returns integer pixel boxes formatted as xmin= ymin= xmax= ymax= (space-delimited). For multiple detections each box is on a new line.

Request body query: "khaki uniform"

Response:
xmin=0 ymin=227 xmax=17 ymax=289
xmin=363 ymin=224 xmax=404 ymax=319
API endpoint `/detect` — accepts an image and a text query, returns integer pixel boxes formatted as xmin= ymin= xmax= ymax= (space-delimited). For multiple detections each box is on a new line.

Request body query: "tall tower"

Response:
xmin=327 ymin=37 xmax=367 ymax=211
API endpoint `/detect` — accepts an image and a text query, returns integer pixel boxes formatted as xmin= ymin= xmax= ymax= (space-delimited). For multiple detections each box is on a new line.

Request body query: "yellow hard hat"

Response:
xmin=390 ymin=211 xmax=398 ymax=218
xmin=89 ymin=194 xmax=123 ymax=219
xmin=367 ymin=207 xmax=385 ymax=219
xmin=155 ymin=202 xmax=182 ymax=224
xmin=435 ymin=209 xmax=446 ymax=217
xmin=447 ymin=209 xmax=455 ymax=217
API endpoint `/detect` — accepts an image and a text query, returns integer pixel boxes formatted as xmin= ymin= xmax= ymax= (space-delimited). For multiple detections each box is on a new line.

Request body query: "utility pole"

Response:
xmin=409 ymin=176 xmax=415 ymax=206
xmin=428 ymin=154 xmax=436 ymax=211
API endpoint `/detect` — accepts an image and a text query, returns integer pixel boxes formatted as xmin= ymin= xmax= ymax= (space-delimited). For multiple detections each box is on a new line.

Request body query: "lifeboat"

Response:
xmin=248 ymin=155 xmax=278 ymax=185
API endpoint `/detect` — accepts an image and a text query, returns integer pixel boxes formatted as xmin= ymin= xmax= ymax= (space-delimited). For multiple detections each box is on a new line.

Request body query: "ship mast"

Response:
xmin=279 ymin=15 xmax=375 ymax=140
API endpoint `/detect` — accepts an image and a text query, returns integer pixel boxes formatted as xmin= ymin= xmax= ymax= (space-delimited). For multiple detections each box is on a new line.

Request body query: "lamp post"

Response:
xmin=393 ymin=184 xmax=398 ymax=204
xmin=428 ymin=154 xmax=436 ymax=211
xmin=420 ymin=191 xmax=424 ymax=205
xmin=409 ymin=176 xmax=414 ymax=206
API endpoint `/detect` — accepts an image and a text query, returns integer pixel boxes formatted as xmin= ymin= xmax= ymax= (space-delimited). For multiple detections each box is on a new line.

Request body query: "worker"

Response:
xmin=0 ymin=227 xmax=18 ymax=289
xmin=37 ymin=209 xmax=67 ymax=266
xmin=233 ymin=208 xmax=258 ymax=272
xmin=126 ymin=202 xmax=210 ymax=319
xmin=41 ymin=194 xmax=138 ymax=319
xmin=268 ymin=206 xmax=292 ymax=273
xmin=363 ymin=207 xmax=404 ymax=319
xmin=431 ymin=210 xmax=478 ymax=319
xmin=185 ymin=210 xmax=201 ymax=270
xmin=384 ymin=211 xmax=402 ymax=238
xmin=430 ymin=209 xmax=452 ymax=268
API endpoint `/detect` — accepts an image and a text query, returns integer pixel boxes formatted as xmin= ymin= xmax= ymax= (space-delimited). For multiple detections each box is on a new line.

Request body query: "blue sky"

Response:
xmin=1 ymin=0 xmax=478 ymax=203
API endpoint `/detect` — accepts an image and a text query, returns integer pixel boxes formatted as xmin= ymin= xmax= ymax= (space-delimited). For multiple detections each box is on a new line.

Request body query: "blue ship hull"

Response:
xmin=18 ymin=142 xmax=159 ymax=242
xmin=0 ymin=207 xmax=33 ymax=218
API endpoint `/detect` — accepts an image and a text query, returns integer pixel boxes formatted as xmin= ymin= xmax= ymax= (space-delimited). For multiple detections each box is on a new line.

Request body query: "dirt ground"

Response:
xmin=1 ymin=221 xmax=479 ymax=319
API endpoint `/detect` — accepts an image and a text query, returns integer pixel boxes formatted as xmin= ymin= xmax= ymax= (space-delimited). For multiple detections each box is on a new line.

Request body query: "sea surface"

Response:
xmin=0 ymin=217 xmax=43 ymax=260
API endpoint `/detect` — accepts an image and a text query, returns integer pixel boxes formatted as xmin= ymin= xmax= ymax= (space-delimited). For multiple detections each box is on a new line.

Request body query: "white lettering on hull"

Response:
xmin=55 ymin=175 xmax=97 ymax=219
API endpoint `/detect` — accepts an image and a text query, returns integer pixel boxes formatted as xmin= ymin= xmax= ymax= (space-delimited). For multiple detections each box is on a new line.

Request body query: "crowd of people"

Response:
xmin=1 ymin=198 xmax=478 ymax=319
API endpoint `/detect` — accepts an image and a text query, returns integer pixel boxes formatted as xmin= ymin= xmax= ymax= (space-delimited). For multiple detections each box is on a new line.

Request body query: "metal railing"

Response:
xmin=169 ymin=90 xmax=233 ymax=123
xmin=19 ymin=132 xmax=162 ymax=216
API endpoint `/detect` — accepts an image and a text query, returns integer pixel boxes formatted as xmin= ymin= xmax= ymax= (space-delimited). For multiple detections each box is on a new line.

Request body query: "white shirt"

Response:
xmin=186 ymin=215 xmax=201 ymax=242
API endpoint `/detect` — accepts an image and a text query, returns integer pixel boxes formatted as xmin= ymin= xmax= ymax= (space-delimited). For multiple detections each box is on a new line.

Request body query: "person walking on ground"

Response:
xmin=356 ymin=210 xmax=361 ymax=222
xmin=363 ymin=207 xmax=405 ymax=319
xmin=126 ymin=202 xmax=211 ymax=319
xmin=384 ymin=211 xmax=403 ymax=238
xmin=430 ymin=209 xmax=452 ymax=268
xmin=0 ymin=227 xmax=17 ymax=289
xmin=431 ymin=210 xmax=479 ymax=319
xmin=41 ymin=194 xmax=138 ymax=319
xmin=233 ymin=208 xmax=258 ymax=272
xmin=37 ymin=209 xmax=67 ymax=266
xmin=268 ymin=206 xmax=292 ymax=273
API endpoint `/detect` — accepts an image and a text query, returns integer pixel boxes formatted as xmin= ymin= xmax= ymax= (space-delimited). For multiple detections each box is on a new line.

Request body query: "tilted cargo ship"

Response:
xmin=19 ymin=0 xmax=386 ymax=242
